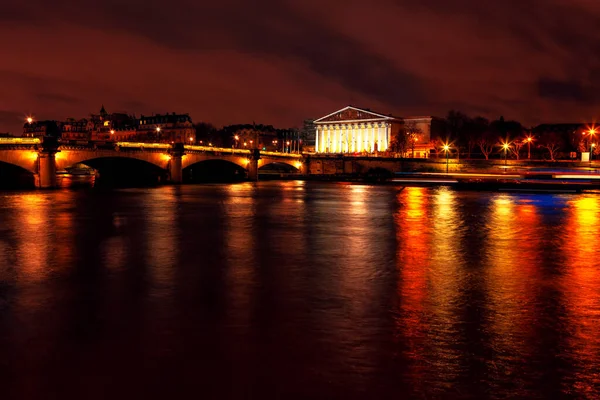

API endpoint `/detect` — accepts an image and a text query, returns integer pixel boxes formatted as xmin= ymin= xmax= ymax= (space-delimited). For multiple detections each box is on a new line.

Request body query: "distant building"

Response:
xmin=23 ymin=120 xmax=61 ymax=138
xmin=23 ymin=106 xmax=195 ymax=144
xmin=223 ymin=124 xmax=279 ymax=150
xmin=138 ymin=113 xmax=195 ymax=144
xmin=313 ymin=105 xmax=442 ymax=157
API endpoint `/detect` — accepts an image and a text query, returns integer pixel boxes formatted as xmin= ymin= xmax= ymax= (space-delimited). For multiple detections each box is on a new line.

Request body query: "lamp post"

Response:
xmin=443 ymin=144 xmax=450 ymax=173
xmin=234 ymin=135 xmax=239 ymax=148
xmin=503 ymin=143 xmax=509 ymax=166
xmin=589 ymin=129 xmax=596 ymax=165
xmin=526 ymin=136 xmax=532 ymax=159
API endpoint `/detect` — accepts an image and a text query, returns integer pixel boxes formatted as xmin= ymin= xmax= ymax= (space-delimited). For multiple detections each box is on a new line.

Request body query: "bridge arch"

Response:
xmin=259 ymin=158 xmax=302 ymax=171
xmin=55 ymin=149 xmax=169 ymax=171
xmin=0 ymin=150 xmax=38 ymax=173
xmin=182 ymin=153 xmax=250 ymax=170
xmin=182 ymin=157 xmax=249 ymax=182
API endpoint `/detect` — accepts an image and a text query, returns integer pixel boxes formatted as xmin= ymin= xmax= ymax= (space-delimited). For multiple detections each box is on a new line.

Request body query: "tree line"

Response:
xmin=393 ymin=110 xmax=597 ymax=161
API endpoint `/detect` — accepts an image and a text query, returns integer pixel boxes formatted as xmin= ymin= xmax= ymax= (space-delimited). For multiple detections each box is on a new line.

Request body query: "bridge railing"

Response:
xmin=116 ymin=142 xmax=171 ymax=149
xmin=0 ymin=137 xmax=41 ymax=145
xmin=260 ymin=151 xmax=302 ymax=158
xmin=184 ymin=145 xmax=251 ymax=154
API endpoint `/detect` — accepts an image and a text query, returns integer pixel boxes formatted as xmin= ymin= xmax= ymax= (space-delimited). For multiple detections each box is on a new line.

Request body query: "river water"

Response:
xmin=0 ymin=181 xmax=598 ymax=399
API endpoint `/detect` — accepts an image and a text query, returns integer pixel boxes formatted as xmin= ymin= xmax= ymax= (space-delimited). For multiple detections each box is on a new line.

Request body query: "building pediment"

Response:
xmin=314 ymin=106 xmax=397 ymax=124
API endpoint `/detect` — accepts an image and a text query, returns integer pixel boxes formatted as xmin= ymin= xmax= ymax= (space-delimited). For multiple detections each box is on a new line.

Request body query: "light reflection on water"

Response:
xmin=0 ymin=182 xmax=599 ymax=399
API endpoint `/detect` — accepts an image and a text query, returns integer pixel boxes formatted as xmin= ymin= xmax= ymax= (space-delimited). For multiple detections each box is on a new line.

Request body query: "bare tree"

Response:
xmin=404 ymin=121 xmax=422 ymax=158
xmin=464 ymin=116 xmax=489 ymax=159
xmin=430 ymin=137 xmax=444 ymax=158
xmin=510 ymin=139 xmax=525 ymax=160
xmin=477 ymin=133 xmax=495 ymax=160
xmin=540 ymin=131 xmax=563 ymax=161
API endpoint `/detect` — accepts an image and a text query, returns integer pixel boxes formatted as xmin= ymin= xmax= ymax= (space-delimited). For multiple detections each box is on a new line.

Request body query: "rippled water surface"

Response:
xmin=0 ymin=182 xmax=599 ymax=399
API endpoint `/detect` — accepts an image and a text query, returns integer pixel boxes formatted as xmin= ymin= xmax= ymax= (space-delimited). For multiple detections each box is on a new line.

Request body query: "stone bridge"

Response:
xmin=0 ymin=138 xmax=303 ymax=188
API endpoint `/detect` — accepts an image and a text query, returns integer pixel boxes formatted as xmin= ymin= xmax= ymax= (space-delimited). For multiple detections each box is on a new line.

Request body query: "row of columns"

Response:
xmin=315 ymin=122 xmax=390 ymax=153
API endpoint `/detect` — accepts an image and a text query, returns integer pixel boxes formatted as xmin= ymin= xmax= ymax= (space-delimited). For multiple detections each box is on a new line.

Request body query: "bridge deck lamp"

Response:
xmin=443 ymin=144 xmax=450 ymax=173
xmin=110 ymin=130 xmax=115 ymax=135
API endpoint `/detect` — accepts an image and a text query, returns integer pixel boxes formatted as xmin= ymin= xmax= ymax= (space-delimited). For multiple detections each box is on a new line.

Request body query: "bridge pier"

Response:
xmin=36 ymin=137 xmax=59 ymax=189
xmin=169 ymin=143 xmax=184 ymax=183
xmin=247 ymin=149 xmax=260 ymax=181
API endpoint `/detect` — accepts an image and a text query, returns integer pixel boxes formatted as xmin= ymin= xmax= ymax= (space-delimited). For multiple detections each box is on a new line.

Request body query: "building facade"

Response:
xmin=138 ymin=113 xmax=195 ymax=144
xmin=23 ymin=107 xmax=195 ymax=144
xmin=313 ymin=106 xmax=438 ymax=157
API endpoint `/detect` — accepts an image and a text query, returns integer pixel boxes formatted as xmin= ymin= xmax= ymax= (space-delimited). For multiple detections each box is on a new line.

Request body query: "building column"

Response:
xmin=331 ymin=126 xmax=336 ymax=153
xmin=168 ymin=143 xmax=184 ymax=183
xmin=384 ymin=123 xmax=390 ymax=152
xmin=315 ymin=127 xmax=320 ymax=153
xmin=371 ymin=123 xmax=376 ymax=152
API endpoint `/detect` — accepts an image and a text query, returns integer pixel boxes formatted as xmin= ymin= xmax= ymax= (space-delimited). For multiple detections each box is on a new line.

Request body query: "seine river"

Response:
xmin=0 ymin=181 xmax=599 ymax=399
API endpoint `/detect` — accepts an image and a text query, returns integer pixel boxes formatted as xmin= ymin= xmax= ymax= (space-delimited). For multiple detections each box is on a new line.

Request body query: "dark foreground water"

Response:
xmin=0 ymin=182 xmax=599 ymax=399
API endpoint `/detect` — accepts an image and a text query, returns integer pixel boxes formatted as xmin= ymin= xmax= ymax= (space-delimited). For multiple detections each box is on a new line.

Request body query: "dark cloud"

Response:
xmin=537 ymin=78 xmax=589 ymax=102
xmin=36 ymin=92 xmax=82 ymax=104
xmin=0 ymin=111 xmax=24 ymax=133
xmin=0 ymin=0 xmax=426 ymax=108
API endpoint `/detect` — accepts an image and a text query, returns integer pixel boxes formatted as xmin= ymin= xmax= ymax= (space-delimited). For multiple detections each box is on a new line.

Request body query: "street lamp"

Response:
xmin=443 ymin=144 xmax=450 ymax=173
xmin=503 ymin=143 xmax=510 ymax=165
xmin=525 ymin=136 xmax=533 ymax=159
xmin=286 ymin=140 xmax=290 ymax=153
xmin=592 ymin=143 xmax=596 ymax=162
xmin=110 ymin=129 xmax=115 ymax=135
xmin=588 ymin=129 xmax=596 ymax=164
xmin=26 ymin=117 xmax=33 ymax=124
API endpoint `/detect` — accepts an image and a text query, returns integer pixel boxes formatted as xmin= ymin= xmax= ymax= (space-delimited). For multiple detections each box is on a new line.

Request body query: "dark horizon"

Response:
xmin=2 ymin=0 xmax=600 ymax=133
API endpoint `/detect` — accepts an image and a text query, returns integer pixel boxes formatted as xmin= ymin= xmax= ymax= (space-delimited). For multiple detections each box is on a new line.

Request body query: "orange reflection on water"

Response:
xmin=394 ymin=187 xmax=431 ymax=391
xmin=13 ymin=194 xmax=51 ymax=283
xmin=144 ymin=187 xmax=178 ymax=295
xmin=483 ymin=195 xmax=544 ymax=390
xmin=559 ymin=195 xmax=600 ymax=398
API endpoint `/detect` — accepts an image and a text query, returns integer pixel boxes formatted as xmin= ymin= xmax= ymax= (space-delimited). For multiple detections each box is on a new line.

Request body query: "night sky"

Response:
xmin=1 ymin=0 xmax=600 ymax=134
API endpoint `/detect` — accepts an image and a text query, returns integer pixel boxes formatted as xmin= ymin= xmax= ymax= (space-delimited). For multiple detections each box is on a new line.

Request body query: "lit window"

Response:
xmin=104 ymin=121 xmax=110 ymax=126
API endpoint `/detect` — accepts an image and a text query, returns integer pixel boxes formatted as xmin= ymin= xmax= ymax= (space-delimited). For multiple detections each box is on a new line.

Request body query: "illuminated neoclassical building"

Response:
xmin=314 ymin=106 xmax=439 ymax=157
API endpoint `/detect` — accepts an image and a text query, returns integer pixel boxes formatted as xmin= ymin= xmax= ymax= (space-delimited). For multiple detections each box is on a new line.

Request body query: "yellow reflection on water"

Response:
xmin=559 ymin=195 xmax=600 ymax=397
